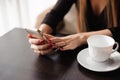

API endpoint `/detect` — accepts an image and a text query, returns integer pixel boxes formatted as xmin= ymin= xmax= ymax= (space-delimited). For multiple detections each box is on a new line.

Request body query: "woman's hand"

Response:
xmin=27 ymin=33 xmax=56 ymax=55
xmin=50 ymin=29 xmax=113 ymax=51
xmin=50 ymin=33 xmax=87 ymax=51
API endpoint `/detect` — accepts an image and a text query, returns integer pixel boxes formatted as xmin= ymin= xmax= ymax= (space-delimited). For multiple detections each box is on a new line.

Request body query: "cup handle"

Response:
xmin=112 ymin=42 xmax=119 ymax=53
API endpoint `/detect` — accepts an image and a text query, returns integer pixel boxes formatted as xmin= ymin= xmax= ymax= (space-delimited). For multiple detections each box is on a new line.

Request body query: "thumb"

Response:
xmin=43 ymin=34 xmax=55 ymax=44
xmin=44 ymin=33 xmax=55 ymax=39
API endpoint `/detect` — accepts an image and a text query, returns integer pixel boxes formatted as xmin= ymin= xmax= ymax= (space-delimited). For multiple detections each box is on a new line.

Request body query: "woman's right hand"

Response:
xmin=27 ymin=34 xmax=56 ymax=56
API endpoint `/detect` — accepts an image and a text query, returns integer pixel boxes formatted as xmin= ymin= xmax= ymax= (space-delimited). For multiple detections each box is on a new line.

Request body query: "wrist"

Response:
xmin=78 ymin=33 xmax=88 ymax=45
xmin=39 ymin=24 xmax=53 ymax=34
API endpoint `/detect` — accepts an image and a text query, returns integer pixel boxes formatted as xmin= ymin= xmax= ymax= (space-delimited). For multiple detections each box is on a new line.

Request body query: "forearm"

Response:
xmin=79 ymin=29 xmax=113 ymax=44
xmin=41 ymin=0 xmax=74 ymax=33
xmin=85 ymin=29 xmax=112 ymax=37
xmin=38 ymin=24 xmax=53 ymax=34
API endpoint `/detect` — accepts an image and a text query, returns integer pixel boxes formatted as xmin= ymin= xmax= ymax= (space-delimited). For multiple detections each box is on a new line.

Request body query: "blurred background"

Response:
xmin=0 ymin=0 xmax=57 ymax=36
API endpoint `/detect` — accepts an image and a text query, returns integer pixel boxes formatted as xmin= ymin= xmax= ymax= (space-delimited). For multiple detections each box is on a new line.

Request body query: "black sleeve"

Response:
xmin=108 ymin=0 xmax=120 ymax=43
xmin=109 ymin=27 xmax=120 ymax=43
xmin=41 ymin=0 xmax=75 ymax=31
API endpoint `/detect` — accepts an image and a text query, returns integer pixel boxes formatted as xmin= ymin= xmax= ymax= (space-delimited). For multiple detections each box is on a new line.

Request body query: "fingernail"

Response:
xmin=47 ymin=44 xmax=52 ymax=47
xmin=51 ymin=43 xmax=55 ymax=46
xmin=60 ymin=47 xmax=64 ymax=51
xmin=37 ymin=40 xmax=45 ymax=45
xmin=27 ymin=34 xmax=32 ymax=38
xmin=39 ymin=40 xmax=44 ymax=43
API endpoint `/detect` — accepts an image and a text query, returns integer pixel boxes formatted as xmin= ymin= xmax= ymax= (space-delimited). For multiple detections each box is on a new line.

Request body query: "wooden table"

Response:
xmin=0 ymin=28 xmax=120 ymax=80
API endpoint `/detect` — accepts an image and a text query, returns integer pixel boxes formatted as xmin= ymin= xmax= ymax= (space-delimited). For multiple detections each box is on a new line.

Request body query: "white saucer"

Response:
xmin=77 ymin=48 xmax=120 ymax=72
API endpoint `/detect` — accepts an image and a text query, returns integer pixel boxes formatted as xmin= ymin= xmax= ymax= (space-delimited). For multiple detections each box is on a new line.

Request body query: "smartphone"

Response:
xmin=25 ymin=28 xmax=46 ymax=40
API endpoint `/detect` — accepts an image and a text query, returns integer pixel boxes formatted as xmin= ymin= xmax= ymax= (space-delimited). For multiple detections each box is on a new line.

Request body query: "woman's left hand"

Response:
xmin=50 ymin=33 xmax=87 ymax=51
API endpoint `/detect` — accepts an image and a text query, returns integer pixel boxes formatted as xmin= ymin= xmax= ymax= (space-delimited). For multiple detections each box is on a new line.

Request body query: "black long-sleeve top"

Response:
xmin=42 ymin=0 xmax=120 ymax=43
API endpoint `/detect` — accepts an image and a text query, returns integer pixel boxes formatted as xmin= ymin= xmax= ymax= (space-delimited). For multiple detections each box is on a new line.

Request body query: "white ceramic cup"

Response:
xmin=87 ymin=35 xmax=119 ymax=62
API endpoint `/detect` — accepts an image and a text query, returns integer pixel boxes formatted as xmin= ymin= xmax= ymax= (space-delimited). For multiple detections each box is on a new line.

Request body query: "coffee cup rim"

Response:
xmin=87 ymin=35 xmax=115 ymax=47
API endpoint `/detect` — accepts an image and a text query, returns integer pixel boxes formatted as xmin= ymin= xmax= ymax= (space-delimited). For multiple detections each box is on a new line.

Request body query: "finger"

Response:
xmin=50 ymin=36 xmax=69 ymax=43
xmin=27 ymin=34 xmax=32 ymax=38
xmin=27 ymin=34 xmax=39 ymax=39
xmin=42 ymin=34 xmax=54 ymax=43
xmin=34 ymin=49 xmax=53 ymax=55
xmin=34 ymin=50 xmax=41 ymax=56
xmin=44 ymin=34 xmax=54 ymax=39
xmin=50 ymin=37 xmax=62 ymax=43
xmin=41 ymin=49 xmax=53 ymax=55
xmin=29 ymin=38 xmax=44 ymax=45
xmin=61 ymin=44 xmax=74 ymax=51
xmin=31 ymin=44 xmax=52 ymax=50
xmin=55 ymin=41 xmax=66 ymax=47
